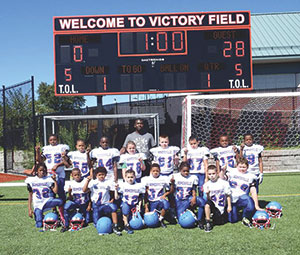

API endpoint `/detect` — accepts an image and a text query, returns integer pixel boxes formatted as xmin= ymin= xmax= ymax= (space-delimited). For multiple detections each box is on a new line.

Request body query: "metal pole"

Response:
xmin=31 ymin=76 xmax=37 ymax=164
xmin=2 ymin=85 xmax=7 ymax=173
xmin=43 ymin=117 xmax=47 ymax=146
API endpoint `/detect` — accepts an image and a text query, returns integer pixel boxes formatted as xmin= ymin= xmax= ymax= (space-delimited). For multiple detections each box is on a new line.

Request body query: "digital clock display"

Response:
xmin=53 ymin=11 xmax=253 ymax=96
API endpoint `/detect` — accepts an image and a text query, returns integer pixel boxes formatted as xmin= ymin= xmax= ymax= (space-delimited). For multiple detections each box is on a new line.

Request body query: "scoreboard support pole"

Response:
xmin=96 ymin=95 xmax=103 ymax=141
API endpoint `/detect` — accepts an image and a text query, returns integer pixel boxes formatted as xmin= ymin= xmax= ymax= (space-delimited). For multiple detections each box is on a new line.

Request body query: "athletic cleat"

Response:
xmin=60 ymin=226 xmax=69 ymax=233
xmin=198 ymin=220 xmax=205 ymax=230
xmin=124 ymin=224 xmax=134 ymax=234
xmin=160 ymin=220 xmax=167 ymax=228
xmin=112 ymin=225 xmax=122 ymax=236
xmin=242 ymin=217 xmax=252 ymax=228
xmin=204 ymin=222 xmax=213 ymax=232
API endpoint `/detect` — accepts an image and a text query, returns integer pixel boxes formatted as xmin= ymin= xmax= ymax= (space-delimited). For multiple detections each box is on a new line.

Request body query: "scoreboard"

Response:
xmin=53 ymin=11 xmax=253 ymax=96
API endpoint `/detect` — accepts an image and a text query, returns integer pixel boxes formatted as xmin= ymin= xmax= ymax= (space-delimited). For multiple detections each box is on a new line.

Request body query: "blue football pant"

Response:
xmin=149 ymin=199 xmax=170 ymax=212
xmin=228 ymin=194 xmax=255 ymax=223
xmin=92 ymin=203 xmax=117 ymax=226
xmin=175 ymin=196 xmax=205 ymax=221
xmin=34 ymin=198 xmax=63 ymax=228
xmin=191 ymin=173 xmax=205 ymax=197
xmin=63 ymin=201 xmax=90 ymax=227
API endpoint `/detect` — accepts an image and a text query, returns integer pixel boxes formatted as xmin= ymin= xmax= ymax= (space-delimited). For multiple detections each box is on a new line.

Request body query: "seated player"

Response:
xmin=172 ymin=162 xmax=205 ymax=228
xmin=210 ymin=134 xmax=239 ymax=173
xmin=240 ymin=133 xmax=264 ymax=193
xmin=203 ymin=165 xmax=232 ymax=232
xmin=83 ymin=167 xmax=121 ymax=236
xmin=116 ymin=169 xmax=145 ymax=234
xmin=25 ymin=163 xmax=63 ymax=230
xmin=142 ymin=163 xmax=173 ymax=228
xmin=181 ymin=135 xmax=210 ymax=197
xmin=61 ymin=168 xmax=91 ymax=232
xmin=221 ymin=157 xmax=264 ymax=227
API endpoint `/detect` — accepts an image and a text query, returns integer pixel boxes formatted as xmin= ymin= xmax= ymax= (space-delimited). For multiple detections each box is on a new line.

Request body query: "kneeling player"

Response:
xmin=203 ymin=165 xmax=232 ymax=232
xmin=83 ymin=167 xmax=121 ymax=236
xmin=221 ymin=157 xmax=263 ymax=227
xmin=142 ymin=163 xmax=173 ymax=228
xmin=26 ymin=163 xmax=63 ymax=230
xmin=172 ymin=162 xmax=205 ymax=228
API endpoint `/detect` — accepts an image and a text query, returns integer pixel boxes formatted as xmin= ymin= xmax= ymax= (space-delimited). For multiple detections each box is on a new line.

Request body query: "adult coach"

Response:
xmin=120 ymin=119 xmax=156 ymax=176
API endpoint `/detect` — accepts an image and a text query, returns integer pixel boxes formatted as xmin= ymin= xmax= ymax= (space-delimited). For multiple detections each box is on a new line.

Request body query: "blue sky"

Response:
xmin=1 ymin=0 xmax=299 ymax=106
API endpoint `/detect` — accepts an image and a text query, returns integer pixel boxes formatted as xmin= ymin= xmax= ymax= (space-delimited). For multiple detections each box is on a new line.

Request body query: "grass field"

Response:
xmin=1 ymin=173 xmax=300 ymax=255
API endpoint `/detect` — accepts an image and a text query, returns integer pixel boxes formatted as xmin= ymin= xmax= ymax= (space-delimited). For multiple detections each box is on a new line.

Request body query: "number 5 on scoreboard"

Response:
xmin=64 ymin=68 xmax=72 ymax=81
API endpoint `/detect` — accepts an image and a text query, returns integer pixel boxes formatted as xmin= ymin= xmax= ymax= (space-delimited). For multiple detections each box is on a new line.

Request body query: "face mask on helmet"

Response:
xmin=70 ymin=213 xmax=85 ymax=231
xmin=144 ymin=211 xmax=159 ymax=228
xmin=129 ymin=211 xmax=144 ymax=230
xmin=96 ymin=217 xmax=112 ymax=235
xmin=178 ymin=209 xmax=197 ymax=228
xmin=266 ymin=201 xmax=282 ymax=218
xmin=252 ymin=211 xmax=271 ymax=229
xmin=43 ymin=212 xmax=59 ymax=231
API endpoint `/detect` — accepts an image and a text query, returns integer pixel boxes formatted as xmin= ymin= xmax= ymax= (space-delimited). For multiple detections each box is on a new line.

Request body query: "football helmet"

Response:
xmin=70 ymin=213 xmax=85 ymax=231
xmin=96 ymin=217 xmax=112 ymax=235
xmin=266 ymin=201 xmax=282 ymax=218
xmin=252 ymin=211 xmax=271 ymax=229
xmin=129 ymin=210 xmax=144 ymax=230
xmin=178 ymin=209 xmax=197 ymax=228
xmin=43 ymin=212 xmax=59 ymax=231
xmin=144 ymin=211 xmax=159 ymax=228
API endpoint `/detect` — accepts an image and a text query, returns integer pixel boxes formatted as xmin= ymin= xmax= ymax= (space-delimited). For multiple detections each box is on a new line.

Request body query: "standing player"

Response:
xmin=116 ymin=169 xmax=145 ymax=234
xmin=64 ymin=139 xmax=92 ymax=179
xmin=182 ymin=135 xmax=210 ymax=197
xmin=150 ymin=135 xmax=180 ymax=176
xmin=142 ymin=163 xmax=173 ymax=228
xmin=240 ymin=133 xmax=264 ymax=193
xmin=61 ymin=168 xmax=91 ymax=232
xmin=221 ymin=157 xmax=263 ymax=227
xmin=172 ymin=162 xmax=205 ymax=228
xmin=203 ymin=165 xmax=232 ymax=232
xmin=83 ymin=167 xmax=121 ymax=236
xmin=119 ymin=141 xmax=146 ymax=183
xmin=89 ymin=136 xmax=120 ymax=183
xmin=26 ymin=163 xmax=63 ymax=230
xmin=210 ymin=134 xmax=239 ymax=173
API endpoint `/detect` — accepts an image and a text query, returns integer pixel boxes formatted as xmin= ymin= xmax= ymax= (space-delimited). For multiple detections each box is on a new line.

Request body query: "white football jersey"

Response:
xmin=68 ymin=150 xmax=90 ymax=178
xmin=181 ymin=146 xmax=210 ymax=174
xmin=88 ymin=179 xmax=114 ymax=205
xmin=119 ymin=153 xmax=147 ymax=179
xmin=242 ymin=144 xmax=264 ymax=175
xmin=25 ymin=176 xmax=55 ymax=210
xmin=67 ymin=179 xmax=89 ymax=205
xmin=210 ymin=145 xmax=238 ymax=170
xmin=142 ymin=175 xmax=170 ymax=202
xmin=118 ymin=182 xmax=145 ymax=206
xmin=42 ymin=144 xmax=69 ymax=178
xmin=150 ymin=146 xmax=180 ymax=175
xmin=226 ymin=168 xmax=256 ymax=203
xmin=203 ymin=178 xmax=231 ymax=214
xmin=90 ymin=147 xmax=120 ymax=180
xmin=173 ymin=173 xmax=198 ymax=200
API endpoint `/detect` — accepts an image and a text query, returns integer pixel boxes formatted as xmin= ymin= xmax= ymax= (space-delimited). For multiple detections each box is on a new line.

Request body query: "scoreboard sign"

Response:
xmin=53 ymin=11 xmax=252 ymax=96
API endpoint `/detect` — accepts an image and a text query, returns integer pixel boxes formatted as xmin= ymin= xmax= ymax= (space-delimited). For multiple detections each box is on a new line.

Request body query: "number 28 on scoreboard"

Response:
xmin=53 ymin=11 xmax=253 ymax=96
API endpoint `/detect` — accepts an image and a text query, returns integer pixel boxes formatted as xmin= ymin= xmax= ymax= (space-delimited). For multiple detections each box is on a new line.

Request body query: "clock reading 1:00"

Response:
xmin=119 ymin=31 xmax=187 ymax=56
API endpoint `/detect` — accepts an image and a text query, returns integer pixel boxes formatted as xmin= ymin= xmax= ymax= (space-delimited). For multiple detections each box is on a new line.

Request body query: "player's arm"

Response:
xmin=182 ymin=148 xmax=188 ymax=162
xmin=139 ymin=158 xmax=146 ymax=171
xmin=203 ymin=158 xmax=209 ymax=182
xmin=112 ymin=157 xmax=119 ymax=183
xmin=239 ymin=143 xmax=245 ymax=157
xmin=249 ymin=182 xmax=263 ymax=211
xmin=62 ymin=153 xmax=72 ymax=168
xmin=258 ymin=154 xmax=264 ymax=184
xmin=109 ymin=190 xmax=115 ymax=203
xmin=67 ymin=187 xmax=73 ymax=201
xmin=114 ymin=183 xmax=120 ymax=200
xmin=144 ymin=186 xmax=149 ymax=213
xmin=136 ymin=193 xmax=144 ymax=212
xmin=190 ymin=185 xmax=197 ymax=206
xmin=82 ymin=176 xmax=92 ymax=193
xmin=226 ymin=194 xmax=232 ymax=213
xmin=27 ymin=183 xmax=34 ymax=218
xmin=87 ymin=150 xmax=93 ymax=169
xmin=51 ymin=174 xmax=59 ymax=194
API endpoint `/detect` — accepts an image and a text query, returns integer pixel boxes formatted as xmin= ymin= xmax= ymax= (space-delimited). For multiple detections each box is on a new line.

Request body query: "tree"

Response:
xmin=36 ymin=82 xmax=86 ymax=113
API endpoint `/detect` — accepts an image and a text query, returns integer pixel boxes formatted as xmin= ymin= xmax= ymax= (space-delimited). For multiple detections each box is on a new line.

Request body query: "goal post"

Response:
xmin=181 ymin=92 xmax=300 ymax=149
xmin=43 ymin=113 xmax=160 ymax=148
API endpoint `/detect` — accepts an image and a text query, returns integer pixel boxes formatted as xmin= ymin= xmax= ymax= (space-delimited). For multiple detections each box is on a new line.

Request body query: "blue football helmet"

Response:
xmin=178 ymin=209 xmax=197 ymax=228
xmin=96 ymin=217 xmax=112 ymax=235
xmin=129 ymin=211 xmax=144 ymax=230
xmin=266 ymin=201 xmax=282 ymax=218
xmin=144 ymin=211 xmax=159 ymax=228
xmin=70 ymin=212 xmax=85 ymax=231
xmin=252 ymin=211 xmax=271 ymax=229
xmin=43 ymin=212 xmax=59 ymax=231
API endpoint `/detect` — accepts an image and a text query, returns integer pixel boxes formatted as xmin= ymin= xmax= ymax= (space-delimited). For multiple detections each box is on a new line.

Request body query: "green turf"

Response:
xmin=1 ymin=173 xmax=300 ymax=255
